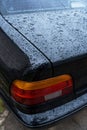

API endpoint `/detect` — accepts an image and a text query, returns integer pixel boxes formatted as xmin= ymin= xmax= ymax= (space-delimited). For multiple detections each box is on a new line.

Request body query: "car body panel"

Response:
xmin=3 ymin=8 xmax=87 ymax=91
xmin=53 ymin=54 xmax=87 ymax=93
xmin=0 ymin=28 xmax=30 ymax=80
xmin=0 ymin=1 xmax=87 ymax=128
xmin=4 ymin=8 xmax=87 ymax=63
xmin=0 ymin=15 xmax=52 ymax=81
xmin=17 ymin=93 xmax=87 ymax=128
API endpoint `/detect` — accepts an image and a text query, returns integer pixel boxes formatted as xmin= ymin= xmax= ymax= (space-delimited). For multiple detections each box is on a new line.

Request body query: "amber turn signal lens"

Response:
xmin=11 ymin=75 xmax=73 ymax=106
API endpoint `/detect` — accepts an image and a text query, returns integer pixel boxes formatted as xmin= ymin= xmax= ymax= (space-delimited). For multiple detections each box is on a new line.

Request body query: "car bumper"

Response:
xmin=0 ymin=89 xmax=87 ymax=129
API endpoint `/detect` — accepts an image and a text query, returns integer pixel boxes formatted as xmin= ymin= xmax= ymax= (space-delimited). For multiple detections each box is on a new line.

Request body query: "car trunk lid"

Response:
xmin=4 ymin=8 xmax=87 ymax=92
xmin=4 ymin=9 xmax=87 ymax=63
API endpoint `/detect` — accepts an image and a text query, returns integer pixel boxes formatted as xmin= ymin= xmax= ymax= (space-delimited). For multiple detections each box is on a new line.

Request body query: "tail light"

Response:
xmin=11 ymin=75 xmax=73 ymax=106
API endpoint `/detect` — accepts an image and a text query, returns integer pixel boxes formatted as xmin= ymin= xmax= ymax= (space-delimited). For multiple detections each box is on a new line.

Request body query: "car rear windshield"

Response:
xmin=0 ymin=0 xmax=87 ymax=15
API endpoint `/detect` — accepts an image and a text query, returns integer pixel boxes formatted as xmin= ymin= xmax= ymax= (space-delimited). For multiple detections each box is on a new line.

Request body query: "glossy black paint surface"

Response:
xmin=0 ymin=14 xmax=53 ymax=81
xmin=53 ymin=54 xmax=87 ymax=92
xmin=0 ymin=28 xmax=30 ymax=80
xmin=4 ymin=8 xmax=87 ymax=64
xmin=0 ymin=5 xmax=87 ymax=128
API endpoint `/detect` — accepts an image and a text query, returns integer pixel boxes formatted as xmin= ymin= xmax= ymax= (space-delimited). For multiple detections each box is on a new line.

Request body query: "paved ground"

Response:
xmin=0 ymin=107 xmax=87 ymax=130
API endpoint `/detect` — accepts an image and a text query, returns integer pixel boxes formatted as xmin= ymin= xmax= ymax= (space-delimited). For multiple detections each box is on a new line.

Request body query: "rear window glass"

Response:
xmin=0 ymin=0 xmax=87 ymax=15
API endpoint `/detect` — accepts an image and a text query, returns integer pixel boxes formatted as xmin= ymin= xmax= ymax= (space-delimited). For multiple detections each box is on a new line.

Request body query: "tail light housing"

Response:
xmin=11 ymin=75 xmax=73 ymax=106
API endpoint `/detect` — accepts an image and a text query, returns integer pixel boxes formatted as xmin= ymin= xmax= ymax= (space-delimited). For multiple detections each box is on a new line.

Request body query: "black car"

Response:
xmin=0 ymin=0 xmax=87 ymax=128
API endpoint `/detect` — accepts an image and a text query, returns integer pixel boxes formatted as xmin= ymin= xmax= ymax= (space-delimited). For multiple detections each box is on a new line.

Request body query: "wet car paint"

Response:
xmin=0 ymin=0 xmax=87 ymax=128
xmin=3 ymin=8 xmax=87 ymax=91
xmin=0 ymin=15 xmax=52 ymax=81
xmin=4 ymin=8 xmax=87 ymax=63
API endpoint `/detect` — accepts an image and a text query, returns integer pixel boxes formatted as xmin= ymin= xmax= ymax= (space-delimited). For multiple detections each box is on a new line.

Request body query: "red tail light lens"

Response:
xmin=11 ymin=75 xmax=73 ymax=106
